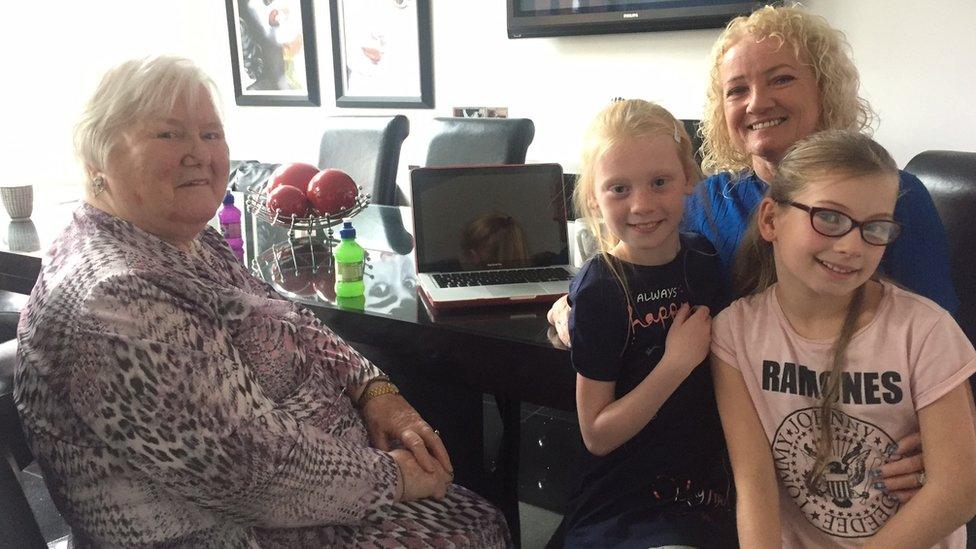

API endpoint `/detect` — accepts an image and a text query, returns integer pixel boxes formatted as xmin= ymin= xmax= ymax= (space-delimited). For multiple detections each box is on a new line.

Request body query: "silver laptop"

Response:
xmin=410 ymin=164 xmax=576 ymax=309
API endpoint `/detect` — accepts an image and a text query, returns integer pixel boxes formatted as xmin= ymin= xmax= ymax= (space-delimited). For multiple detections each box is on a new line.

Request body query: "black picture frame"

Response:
xmin=329 ymin=0 xmax=434 ymax=109
xmin=225 ymin=0 xmax=321 ymax=107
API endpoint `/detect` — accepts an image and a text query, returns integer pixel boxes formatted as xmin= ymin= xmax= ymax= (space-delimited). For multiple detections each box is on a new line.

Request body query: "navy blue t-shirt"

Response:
xmin=564 ymin=233 xmax=735 ymax=549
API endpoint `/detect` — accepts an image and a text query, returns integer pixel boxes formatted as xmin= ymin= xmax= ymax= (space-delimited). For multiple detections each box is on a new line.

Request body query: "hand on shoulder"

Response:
xmin=661 ymin=303 xmax=712 ymax=376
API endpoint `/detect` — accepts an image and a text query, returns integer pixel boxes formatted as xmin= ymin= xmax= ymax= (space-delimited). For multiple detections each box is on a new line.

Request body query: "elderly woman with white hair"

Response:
xmin=14 ymin=56 xmax=511 ymax=548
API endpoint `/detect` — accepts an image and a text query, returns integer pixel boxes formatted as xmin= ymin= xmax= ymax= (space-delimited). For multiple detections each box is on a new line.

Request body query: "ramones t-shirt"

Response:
xmin=564 ymin=233 xmax=734 ymax=548
xmin=712 ymin=281 xmax=976 ymax=548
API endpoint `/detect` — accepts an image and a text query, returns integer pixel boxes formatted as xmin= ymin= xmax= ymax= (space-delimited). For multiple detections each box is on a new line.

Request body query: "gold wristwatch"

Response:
xmin=358 ymin=376 xmax=400 ymax=408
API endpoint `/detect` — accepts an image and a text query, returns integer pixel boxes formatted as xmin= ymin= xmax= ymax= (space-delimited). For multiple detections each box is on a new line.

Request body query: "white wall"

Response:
xmin=5 ymin=0 xmax=975 ymax=193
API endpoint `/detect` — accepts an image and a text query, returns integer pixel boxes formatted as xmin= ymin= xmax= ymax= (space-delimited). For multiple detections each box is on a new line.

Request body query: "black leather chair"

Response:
xmin=1 ymin=339 xmax=46 ymax=548
xmin=227 ymin=160 xmax=281 ymax=194
xmin=424 ymin=117 xmax=535 ymax=167
xmin=906 ymin=151 xmax=976 ymax=548
xmin=0 ymin=292 xmax=28 ymax=343
xmin=318 ymin=115 xmax=410 ymax=206
xmin=681 ymin=119 xmax=704 ymax=166
xmin=905 ymin=150 xmax=976 ymax=346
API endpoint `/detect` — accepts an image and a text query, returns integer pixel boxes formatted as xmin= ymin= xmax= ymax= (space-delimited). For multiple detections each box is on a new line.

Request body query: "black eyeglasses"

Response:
xmin=781 ymin=201 xmax=901 ymax=246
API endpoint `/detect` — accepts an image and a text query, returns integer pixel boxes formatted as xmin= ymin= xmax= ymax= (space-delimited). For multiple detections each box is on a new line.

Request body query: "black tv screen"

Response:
xmin=508 ymin=0 xmax=767 ymax=38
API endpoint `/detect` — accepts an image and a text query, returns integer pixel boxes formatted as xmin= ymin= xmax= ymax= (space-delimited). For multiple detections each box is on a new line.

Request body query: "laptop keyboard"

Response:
xmin=433 ymin=267 xmax=572 ymax=288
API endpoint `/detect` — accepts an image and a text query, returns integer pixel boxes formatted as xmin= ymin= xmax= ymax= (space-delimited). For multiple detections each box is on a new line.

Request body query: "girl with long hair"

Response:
xmin=563 ymin=99 xmax=735 ymax=548
xmin=712 ymin=130 xmax=976 ymax=548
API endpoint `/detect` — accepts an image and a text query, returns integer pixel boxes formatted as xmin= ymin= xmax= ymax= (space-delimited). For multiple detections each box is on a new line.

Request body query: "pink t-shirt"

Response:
xmin=712 ymin=281 xmax=976 ymax=548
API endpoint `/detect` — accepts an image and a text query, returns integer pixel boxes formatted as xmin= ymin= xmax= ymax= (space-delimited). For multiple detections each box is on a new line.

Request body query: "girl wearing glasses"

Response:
xmin=712 ymin=130 xmax=976 ymax=548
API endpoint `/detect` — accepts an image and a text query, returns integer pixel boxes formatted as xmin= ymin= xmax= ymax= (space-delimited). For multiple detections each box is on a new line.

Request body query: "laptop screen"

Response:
xmin=411 ymin=164 xmax=569 ymax=273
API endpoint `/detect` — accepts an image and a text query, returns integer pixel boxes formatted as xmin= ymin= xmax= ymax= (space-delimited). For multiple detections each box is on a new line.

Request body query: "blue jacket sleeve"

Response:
xmin=882 ymin=171 xmax=959 ymax=314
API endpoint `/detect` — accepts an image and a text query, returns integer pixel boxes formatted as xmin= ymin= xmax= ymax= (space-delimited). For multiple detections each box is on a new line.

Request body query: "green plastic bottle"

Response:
xmin=336 ymin=294 xmax=366 ymax=311
xmin=334 ymin=219 xmax=365 ymax=299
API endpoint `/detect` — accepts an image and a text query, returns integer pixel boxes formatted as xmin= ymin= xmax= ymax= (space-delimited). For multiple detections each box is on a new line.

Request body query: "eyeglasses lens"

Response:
xmin=811 ymin=210 xmax=898 ymax=245
xmin=811 ymin=210 xmax=850 ymax=235
xmin=862 ymin=221 xmax=900 ymax=245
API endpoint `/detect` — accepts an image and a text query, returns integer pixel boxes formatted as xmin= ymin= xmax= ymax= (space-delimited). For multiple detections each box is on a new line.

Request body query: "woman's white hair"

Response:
xmin=73 ymin=56 xmax=222 ymax=178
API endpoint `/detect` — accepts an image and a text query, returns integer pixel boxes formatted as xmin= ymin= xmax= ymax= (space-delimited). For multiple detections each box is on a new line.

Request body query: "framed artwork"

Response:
xmin=224 ymin=0 xmax=321 ymax=107
xmin=452 ymin=107 xmax=509 ymax=118
xmin=329 ymin=0 xmax=434 ymax=109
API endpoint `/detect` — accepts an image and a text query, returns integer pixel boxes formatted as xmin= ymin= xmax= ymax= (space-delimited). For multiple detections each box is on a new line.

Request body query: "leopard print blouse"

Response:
xmin=15 ymin=203 xmax=511 ymax=548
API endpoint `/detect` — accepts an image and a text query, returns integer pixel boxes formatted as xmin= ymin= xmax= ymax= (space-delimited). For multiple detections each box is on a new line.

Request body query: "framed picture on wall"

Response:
xmin=329 ymin=0 xmax=434 ymax=109
xmin=224 ymin=0 xmax=321 ymax=107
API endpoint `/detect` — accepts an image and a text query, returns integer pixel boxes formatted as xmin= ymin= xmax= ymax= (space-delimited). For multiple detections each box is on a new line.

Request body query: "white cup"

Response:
xmin=567 ymin=218 xmax=600 ymax=267
xmin=1 ymin=185 xmax=33 ymax=219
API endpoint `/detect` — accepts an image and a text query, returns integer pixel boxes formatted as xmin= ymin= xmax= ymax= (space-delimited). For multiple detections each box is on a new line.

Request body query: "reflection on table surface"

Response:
xmin=252 ymin=236 xmax=420 ymax=322
xmin=0 ymin=200 xmax=80 ymax=259
xmin=247 ymin=203 xmax=565 ymax=350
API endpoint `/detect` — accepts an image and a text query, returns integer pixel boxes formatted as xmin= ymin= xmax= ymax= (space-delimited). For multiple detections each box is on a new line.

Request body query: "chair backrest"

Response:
xmin=1 ymin=340 xmax=46 ymax=548
xmin=0 ymin=445 xmax=45 ymax=548
xmin=0 ymin=292 xmax=27 ymax=343
xmin=424 ymin=118 xmax=535 ymax=167
xmin=227 ymin=160 xmax=281 ymax=193
xmin=681 ymin=119 xmax=704 ymax=167
xmin=318 ymin=115 xmax=410 ymax=206
xmin=905 ymin=150 xmax=976 ymax=345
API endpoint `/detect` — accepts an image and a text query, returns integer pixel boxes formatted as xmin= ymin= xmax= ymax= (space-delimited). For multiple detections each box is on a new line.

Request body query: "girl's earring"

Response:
xmin=92 ymin=176 xmax=106 ymax=197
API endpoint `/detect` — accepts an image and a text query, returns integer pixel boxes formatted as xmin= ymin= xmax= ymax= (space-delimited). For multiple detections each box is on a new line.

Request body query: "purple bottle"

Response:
xmin=218 ymin=192 xmax=245 ymax=262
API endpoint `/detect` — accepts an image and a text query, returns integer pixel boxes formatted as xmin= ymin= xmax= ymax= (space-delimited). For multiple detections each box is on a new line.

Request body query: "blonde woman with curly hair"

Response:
xmin=684 ymin=5 xmax=955 ymax=314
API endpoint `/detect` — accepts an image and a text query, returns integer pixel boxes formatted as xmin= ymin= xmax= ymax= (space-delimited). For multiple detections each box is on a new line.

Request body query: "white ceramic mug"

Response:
xmin=567 ymin=218 xmax=600 ymax=267
xmin=1 ymin=185 xmax=33 ymax=219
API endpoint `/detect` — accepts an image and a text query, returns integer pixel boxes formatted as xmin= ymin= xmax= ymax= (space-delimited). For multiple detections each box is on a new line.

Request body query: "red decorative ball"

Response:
xmin=307 ymin=169 xmax=358 ymax=216
xmin=267 ymin=163 xmax=320 ymax=194
xmin=267 ymin=185 xmax=310 ymax=218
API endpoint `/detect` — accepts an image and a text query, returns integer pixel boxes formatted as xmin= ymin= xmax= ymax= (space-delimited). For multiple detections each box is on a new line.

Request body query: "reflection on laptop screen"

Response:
xmin=412 ymin=164 xmax=569 ymax=273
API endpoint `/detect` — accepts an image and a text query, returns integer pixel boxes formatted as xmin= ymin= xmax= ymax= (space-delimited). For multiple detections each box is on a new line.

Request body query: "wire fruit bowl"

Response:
xmin=245 ymin=188 xmax=371 ymax=234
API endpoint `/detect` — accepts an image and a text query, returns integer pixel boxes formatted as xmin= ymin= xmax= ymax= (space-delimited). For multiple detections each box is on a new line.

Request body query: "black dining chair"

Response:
xmin=1 ymin=339 xmax=46 ymax=549
xmin=681 ymin=119 xmax=704 ymax=166
xmin=318 ymin=115 xmax=411 ymax=206
xmin=906 ymin=150 xmax=976 ymax=547
xmin=0 ymin=291 xmax=28 ymax=343
xmin=423 ymin=117 xmax=535 ymax=167
xmin=905 ymin=150 xmax=976 ymax=347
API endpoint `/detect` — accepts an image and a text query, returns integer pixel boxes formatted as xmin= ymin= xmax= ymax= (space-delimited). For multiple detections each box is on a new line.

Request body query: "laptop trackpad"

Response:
xmin=487 ymin=283 xmax=549 ymax=298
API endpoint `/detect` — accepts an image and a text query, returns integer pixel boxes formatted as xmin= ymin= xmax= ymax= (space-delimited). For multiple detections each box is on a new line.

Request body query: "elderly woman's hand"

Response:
xmin=362 ymin=393 xmax=453 ymax=477
xmin=547 ymin=294 xmax=572 ymax=347
xmin=390 ymin=449 xmax=451 ymax=502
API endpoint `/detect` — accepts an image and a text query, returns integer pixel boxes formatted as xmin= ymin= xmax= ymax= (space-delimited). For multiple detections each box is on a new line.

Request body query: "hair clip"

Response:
xmin=673 ymin=120 xmax=682 ymax=144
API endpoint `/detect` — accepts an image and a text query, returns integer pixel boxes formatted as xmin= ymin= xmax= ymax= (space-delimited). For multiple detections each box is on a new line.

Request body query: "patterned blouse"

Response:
xmin=15 ymin=203 xmax=510 ymax=548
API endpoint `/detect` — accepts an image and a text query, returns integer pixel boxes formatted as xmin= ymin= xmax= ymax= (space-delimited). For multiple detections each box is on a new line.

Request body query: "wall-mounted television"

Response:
xmin=508 ymin=1 xmax=768 ymax=39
